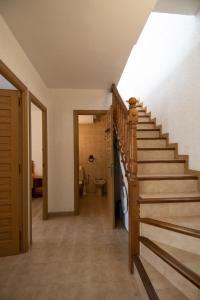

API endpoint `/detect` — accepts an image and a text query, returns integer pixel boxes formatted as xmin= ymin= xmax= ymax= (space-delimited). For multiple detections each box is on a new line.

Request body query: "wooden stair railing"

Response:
xmin=111 ymin=84 xmax=139 ymax=273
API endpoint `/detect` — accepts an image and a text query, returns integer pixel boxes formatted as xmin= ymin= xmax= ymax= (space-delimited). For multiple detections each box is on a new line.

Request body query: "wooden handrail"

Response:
xmin=140 ymin=218 xmax=200 ymax=239
xmin=112 ymin=84 xmax=139 ymax=273
xmin=111 ymin=84 xmax=128 ymax=114
xmin=134 ymin=256 xmax=159 ymax=300
xmin=140 ymin=236 xmax=200 ymax=288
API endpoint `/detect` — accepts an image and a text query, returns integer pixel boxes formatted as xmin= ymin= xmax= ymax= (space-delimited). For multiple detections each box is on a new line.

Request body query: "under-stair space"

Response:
xmin=112 ymin=85 xmax=200 ymax=300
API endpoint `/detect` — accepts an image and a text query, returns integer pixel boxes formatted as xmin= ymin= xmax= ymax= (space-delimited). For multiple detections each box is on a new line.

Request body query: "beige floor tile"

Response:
xmin=0 ymin=195 xmax=141 ymax=299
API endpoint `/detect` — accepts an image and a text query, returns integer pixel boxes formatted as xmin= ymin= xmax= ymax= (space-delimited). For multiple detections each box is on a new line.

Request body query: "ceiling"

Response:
xmin=0 ymin=0 xmax=156 ymax=89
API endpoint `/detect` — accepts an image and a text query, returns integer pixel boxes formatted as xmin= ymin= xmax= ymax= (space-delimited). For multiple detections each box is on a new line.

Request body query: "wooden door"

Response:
xmin=0 ymin=90 xmax=20 ymax=256
xmin=106 ymin=108 xmax=115 ymax=228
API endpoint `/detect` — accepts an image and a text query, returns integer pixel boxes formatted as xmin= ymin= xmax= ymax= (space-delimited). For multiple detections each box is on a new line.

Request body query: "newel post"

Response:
xmin=128 ymin=97 xmax=139 ymax=273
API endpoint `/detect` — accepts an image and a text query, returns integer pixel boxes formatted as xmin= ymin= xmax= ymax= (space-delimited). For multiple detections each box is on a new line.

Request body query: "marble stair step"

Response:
xmin=138 ymin=112 xmax=150 ymax=117
xmin=140 ymin=192 xmax=200 ymax=219
xmin=140 ymin=192 xmax=200 ymax=203
xmin=155 ymin=241 xmax=200 ymax=277
xmin=137 ymin=138 xmax=167 ymax=148
xmin=140 ymin=215 xmax=200 ymax=254
xmin=158 ymin=215 xmax=200 ymax=230
xmin=137 ymin=123 xmax=155 ymax=129
xmin=138 ymin=160 xmax=185 ymax=175
xmin=140 ymin=238 xmax=200 ymax=300
xmin=137 ymin=129 xmax=160 ymax=138
xmin=137 ymin=148 xmax=175 ymax=160
xmin=138 ymin=116 xmax=151 ymax=122
xmin=139 ymin=257 xmax=188 ymax=300
xmin=138 ymin=175 xmax=198 ymax=194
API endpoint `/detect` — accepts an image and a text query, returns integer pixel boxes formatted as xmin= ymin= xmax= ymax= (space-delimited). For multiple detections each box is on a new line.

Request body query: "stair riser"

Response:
xmin=139 ymin=179 xmax=198 ymax=194
xmin=141 ymin=223 xmax=200 ymax=255
xmin=137 ymin=139 xmax=166 ymax=148
xmin=140 ymin=244 xmax=200 ymax=300
xmin=138 ymin=150 xmax=174 ymax=160
xmin=137 ymin=124 xmax=155 ymax=130
xmin=138 ymin=162 xmax=185 ymax=175
xmin=140 ymin=202 xmax=200 ymax=218
xmin=138 ymin=117 xmax=151 ymax=122
xmin=138 ymin=112 xmax=148 ymax=116
xmin=137 ymin=131 xmax=160 ymax=138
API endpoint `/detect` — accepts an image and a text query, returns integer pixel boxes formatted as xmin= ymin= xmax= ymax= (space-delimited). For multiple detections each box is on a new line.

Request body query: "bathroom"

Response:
xmin=78 ymin=114 xmax=108 ymax=199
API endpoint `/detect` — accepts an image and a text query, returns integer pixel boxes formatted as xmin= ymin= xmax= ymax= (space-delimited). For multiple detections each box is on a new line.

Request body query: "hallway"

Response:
xmin=0 ymin=195 xmax=141 ymax=300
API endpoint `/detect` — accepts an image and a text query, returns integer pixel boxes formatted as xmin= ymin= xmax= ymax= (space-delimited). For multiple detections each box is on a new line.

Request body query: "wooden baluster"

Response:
xmin=111 ymin=85 xmax=139 ymax=273
xmin=127 ymin=97 xmax=139 ymax=273
xmin=121 ymin=111 xmax=124 ymax=157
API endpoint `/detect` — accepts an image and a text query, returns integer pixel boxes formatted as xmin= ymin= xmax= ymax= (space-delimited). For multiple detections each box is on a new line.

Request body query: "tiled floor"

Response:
xmin=0 ymin=195 xmax=142 ymax=300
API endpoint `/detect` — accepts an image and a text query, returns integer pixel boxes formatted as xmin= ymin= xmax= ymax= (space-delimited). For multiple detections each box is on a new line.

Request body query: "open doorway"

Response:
xmin=29 ymin=94 xmax=48 ymax=244
xmin=74 ymin=110 xmax=115 ymax=228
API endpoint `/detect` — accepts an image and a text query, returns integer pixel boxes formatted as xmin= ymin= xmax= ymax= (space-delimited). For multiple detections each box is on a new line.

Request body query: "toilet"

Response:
xmin=94 ymin=179 xmax=106 ymax=196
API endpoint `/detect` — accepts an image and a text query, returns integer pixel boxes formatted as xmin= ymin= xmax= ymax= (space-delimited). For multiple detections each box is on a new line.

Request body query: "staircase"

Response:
xmin=111 ymin=85 xmax=200 ymax=300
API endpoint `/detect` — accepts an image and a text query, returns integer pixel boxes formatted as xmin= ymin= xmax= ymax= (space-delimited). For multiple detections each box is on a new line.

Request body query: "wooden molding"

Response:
xmin=138 ymin=174 xmax=198 ymax=181
xmin=137 ymin=129 xmax=160 ymax=132
xmin=48 ymin=211 xmax=75 ymax=218
xmin=137 ymin=147 xmax=175 ymax=151
xmin=29 ymin=92 xmax=48 ymax=220
xmin=134 ymin=256 xmax=159 ymax=300
xmin=139 ymin=197 xmax=200 ymax=204
xmin=29 ymin=93 xmax=48 ymax=244
xmin=140 ymin=218 xmax=200 ymax=239
xmin=140 ymin=236 xmax=200 ymax=288
xmin=137 ymin=137 xmax=166 ymax=140
xmin=137 ymin=159 xmax=185 ymax=164
xmin=138 ymin=121 xmax=155 ymax=124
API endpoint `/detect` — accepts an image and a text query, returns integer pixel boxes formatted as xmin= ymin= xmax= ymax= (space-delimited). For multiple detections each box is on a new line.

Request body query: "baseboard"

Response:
xmin=48 ymin=211 xmax=75 ymax=218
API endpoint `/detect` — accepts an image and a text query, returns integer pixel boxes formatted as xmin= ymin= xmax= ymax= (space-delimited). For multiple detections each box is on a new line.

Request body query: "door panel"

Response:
xmin=0 ymin=90 xmax=20 ymax=256
xmin=106 ymin=108 xmax=115 ymax=228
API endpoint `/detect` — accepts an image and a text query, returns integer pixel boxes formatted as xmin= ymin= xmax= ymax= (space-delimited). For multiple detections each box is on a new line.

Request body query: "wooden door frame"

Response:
xmin=29 ymin=93 xmax=48 ymax=243
xmin=0 ymin=60 xmax=29 ymax=252
xmin=74 ymin=109 xmax=110 ymax=215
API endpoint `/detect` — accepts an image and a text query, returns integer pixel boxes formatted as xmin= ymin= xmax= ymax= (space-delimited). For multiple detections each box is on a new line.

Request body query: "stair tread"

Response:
xmin=140 ymin=237 xmax=200 ymax=288
xmin=156 ymin=215 xmax=200 ymax=231
xmin=138 ymin=147 xmax=175 ymax=150
xmin=140 ymin=217 xmax=200 ymax=239
xmin=137 ymin=137 xmax=166 ymax=140
xmin=138 ymin=174 xmax=198 ymax=180
xmin=140 ymin=257 xmax=188 ymax=300
xmin=138 ymin=121 xmax=154 ymax=124
xmin=154 ymin=241 xmax=200 ymax=277
xmin=137 ymin=128 xmax=160 ymax=131
xmin=140 ymin=192 xmax=200 ymax=203
xmin=137 ymin=159 xmax=185 ymax=163
xmin=140 ymin=192 xmax=200 ymax=199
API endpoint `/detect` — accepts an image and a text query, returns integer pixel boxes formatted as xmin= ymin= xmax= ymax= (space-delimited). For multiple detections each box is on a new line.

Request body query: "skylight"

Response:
xmin=118 ymin=12 xmax=196 ymax=100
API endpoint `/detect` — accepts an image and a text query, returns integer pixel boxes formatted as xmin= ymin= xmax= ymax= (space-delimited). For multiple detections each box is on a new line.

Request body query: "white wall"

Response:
xmin=0 ymin=15 xmax=112 ymax=213
xmin=31 ymin=104 xmax=43 ymax=176
xmin=118 ymin=12 xmax=200 ymax=170
xmin=0 ymin=15 xmax=49 ymax=103
xmin=48 ymin=89 xmax=111 ymax=212
xmin=154 ymin=0 xmax=200 ymax=15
